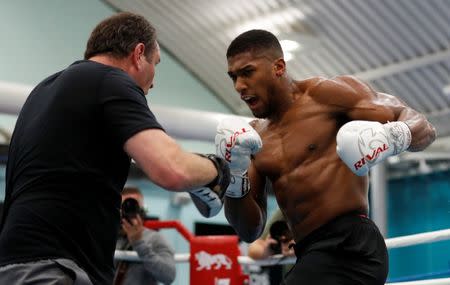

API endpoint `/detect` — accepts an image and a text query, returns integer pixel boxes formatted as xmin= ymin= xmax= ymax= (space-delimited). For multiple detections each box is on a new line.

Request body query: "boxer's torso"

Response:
xmin=252 ymin=78 xmax=369 ymax=242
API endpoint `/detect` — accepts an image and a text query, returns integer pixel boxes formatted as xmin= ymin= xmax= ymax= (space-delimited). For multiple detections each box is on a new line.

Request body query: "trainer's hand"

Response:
xmin=336 ymin=120 xmax=411 ymax=176
xmin=215 ymin=117 xmax=262 ymax=198
xmin=189 ymin=154 xmax=230 ymax=218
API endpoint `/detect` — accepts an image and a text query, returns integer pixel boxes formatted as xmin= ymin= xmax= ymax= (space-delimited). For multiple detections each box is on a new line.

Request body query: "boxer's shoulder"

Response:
xmin=301 ymin=75 xmax=369 ymax=108
xmin=304 ymin=75 xmax=362 ymax=92
xmin=249 ymin=119 xmax=269 ymax=133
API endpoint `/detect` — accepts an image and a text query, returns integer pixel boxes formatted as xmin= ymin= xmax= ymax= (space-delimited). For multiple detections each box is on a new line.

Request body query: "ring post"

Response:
xmin=190 ymin=235 xmax=249 ymax=285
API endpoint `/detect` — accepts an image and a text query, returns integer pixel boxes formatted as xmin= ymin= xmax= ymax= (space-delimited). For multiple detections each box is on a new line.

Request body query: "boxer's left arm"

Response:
xmin=313 ymin=76 xmax=436 ymax=174
xmin=374 ymin=92 xmax=436 ymax=152
xmin=329 ymin=76 xmax=436 ymax=150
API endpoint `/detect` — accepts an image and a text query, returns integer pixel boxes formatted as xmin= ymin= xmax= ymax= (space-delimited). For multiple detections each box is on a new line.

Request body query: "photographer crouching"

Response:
xmin=114 ymin=187 xmax=176 ymax=285
xmin=248 ymin=209 xmax=295 ymax=285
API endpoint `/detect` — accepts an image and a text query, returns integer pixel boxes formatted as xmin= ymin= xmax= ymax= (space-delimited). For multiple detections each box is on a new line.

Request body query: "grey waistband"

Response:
xmin=0 ymin=258 xmax=93 ymax=285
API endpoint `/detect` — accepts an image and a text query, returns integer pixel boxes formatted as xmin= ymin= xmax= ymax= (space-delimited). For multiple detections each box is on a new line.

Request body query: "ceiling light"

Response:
xmin=280 ymin=40 xmax=301 ymax=52
xmin=443 ymin=84 xmax=450 ymax=96
xmin=228 ymin=8 xmax=305 ymax=38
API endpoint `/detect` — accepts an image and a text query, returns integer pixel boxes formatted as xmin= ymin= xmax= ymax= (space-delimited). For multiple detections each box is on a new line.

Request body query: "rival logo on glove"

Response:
xmin=337 ymin=120 xmax=411 ymax=176
xmin=215 ymin=117 xmax=263 ymax=196
xmin=354 ymin=143 xmax=389 ymax=171
xmin=224 ymin=128 xmax=249 ymax=162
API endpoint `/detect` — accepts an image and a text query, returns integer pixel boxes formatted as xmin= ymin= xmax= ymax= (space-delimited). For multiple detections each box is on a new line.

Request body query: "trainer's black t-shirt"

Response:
xmin=0 ymin=60 xmax=163 ymax=284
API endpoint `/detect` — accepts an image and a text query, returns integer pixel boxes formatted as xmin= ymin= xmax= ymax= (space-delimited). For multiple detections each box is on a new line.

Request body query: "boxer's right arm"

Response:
xmin=124 ymin=128 xmax=220 ymax=191
xmin=214 ymin=117 xmax=267 ymax=242
xmin=224 ymin=161 xmax=268 ymax=242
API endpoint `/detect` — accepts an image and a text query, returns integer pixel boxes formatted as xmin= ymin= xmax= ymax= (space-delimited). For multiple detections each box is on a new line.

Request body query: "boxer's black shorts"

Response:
xmin=283 ymin=212 xmax=388 ymax=285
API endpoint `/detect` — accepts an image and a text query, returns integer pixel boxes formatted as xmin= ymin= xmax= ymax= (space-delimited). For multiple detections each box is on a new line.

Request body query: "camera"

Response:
xmin=121 ymin=198 xmax=145 ymax=223
xmin=269 ymin=220 xmax=292 ymax=254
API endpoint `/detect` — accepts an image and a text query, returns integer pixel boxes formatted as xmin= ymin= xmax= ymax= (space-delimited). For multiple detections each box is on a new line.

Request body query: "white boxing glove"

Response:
xmin=215 ymin=117 xmax=262 ymax=198
xmin=336 ymin=120 xmax=412 ymax=176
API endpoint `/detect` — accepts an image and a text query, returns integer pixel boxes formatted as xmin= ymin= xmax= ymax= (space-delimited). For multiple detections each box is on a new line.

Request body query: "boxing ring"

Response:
xmin=1 ymin=81 xmax=449 ymax=284
xmin=114 ymin=220 xmax=450 ymax=285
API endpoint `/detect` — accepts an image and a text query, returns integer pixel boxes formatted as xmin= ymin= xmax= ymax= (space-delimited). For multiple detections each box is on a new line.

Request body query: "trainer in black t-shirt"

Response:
xmin=0 ymin=60 xmax=163 ymax=284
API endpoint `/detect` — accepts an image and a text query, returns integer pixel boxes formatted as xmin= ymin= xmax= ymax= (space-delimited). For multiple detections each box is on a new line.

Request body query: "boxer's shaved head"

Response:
xmin=226 ymin=29 xmax=283 ymax=61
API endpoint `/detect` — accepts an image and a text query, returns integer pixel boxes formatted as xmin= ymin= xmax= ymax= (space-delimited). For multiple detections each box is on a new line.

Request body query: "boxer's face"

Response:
xmin=227 ymin=51 xmax=279 ymax=118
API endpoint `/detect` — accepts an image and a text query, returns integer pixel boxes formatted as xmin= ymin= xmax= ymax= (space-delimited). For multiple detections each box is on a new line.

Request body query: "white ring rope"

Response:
xmin=115 ymin=227 xmax=450 ymax=264
xmin=115 ymin=228 xmax=450 ymax=284
xmin=386 ymin=228 xmax=450 ymax=249
xmin=114 ymin=250 xmax=296 ymax=265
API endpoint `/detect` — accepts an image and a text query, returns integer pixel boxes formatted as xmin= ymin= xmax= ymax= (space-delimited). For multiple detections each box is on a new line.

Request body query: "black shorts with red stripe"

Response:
xmin=283 ymin=212 xmax=388 ymax=285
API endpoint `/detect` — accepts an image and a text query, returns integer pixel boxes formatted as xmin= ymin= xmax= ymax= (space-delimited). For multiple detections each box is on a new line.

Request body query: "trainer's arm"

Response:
xmin=224 ymin=161 xmax=267 ymax=242
xmin=315 ymin=76 xmax=436 ymax=151
xmin=124 ymin=129 xmax=217 ymax=191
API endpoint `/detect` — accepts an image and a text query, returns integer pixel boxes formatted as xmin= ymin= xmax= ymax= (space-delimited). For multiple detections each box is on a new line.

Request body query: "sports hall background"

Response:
xmin=0 ymin=1 xmax=449 ymax=284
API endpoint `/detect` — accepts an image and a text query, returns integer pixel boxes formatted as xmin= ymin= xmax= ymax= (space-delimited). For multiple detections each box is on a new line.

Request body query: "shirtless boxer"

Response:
xmin=216 ymin=29 xmax=436 ymax=284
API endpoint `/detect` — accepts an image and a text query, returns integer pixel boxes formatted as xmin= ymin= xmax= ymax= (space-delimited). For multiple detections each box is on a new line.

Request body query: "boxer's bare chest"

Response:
xmin=253 ymin=96 xmax=342 ymax=181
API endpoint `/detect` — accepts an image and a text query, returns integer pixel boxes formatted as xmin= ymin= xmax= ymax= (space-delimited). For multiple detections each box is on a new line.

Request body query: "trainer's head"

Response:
xmin=84 ymin=12 xmax=160 ymax=95
xmin=226 ymin=30 xmax=286 ymax=118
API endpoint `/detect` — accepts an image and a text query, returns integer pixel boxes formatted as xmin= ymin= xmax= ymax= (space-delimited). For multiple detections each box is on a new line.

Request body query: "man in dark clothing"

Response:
xmin=0 ymin=12 xmax=229 ymax=285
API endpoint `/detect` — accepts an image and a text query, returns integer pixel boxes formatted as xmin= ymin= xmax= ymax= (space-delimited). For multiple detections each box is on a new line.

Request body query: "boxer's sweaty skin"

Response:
xmin=225 ymin=51 xmax=436 ymax=242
